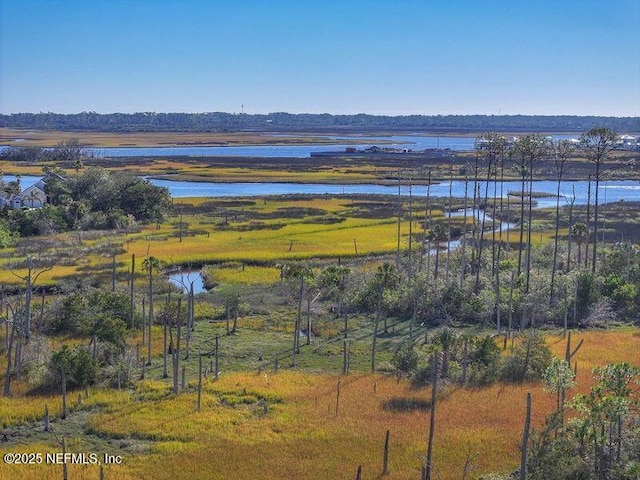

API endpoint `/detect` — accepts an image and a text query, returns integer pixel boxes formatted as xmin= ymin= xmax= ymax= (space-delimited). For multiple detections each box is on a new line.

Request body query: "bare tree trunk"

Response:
xmin=508 ymin=271 xmax=515 ymax=342
xmin=566 ymin=188 xmax=575 ymax=272
xmin=382 ymin=429 xmax=390 ymax=475
xmin=162 ymin=298 xmax=168 ymax=376
xmin=3 ymin=315 xmax=16 ymax=397
xmin=214 ymin=335 xmax=219 ymax=381
xmin=185 ymin=284 xmax=194 ymax=360
xmin=141 ymin=296 xmax=146 ymax=347
xmin=446 ymin=167 xmax=452 ymax=283
xmin=38 ymin=289 xmax=45 ymax=334
xmin=550 ymin=170 xmax=564 ymax=303
xmin=396 ymin=171 xmax=402 ymax=269
xmin=61 ymin=367 xmax=68 ymax=419
xmin=408 ymin=181 xmax=414 ymax=279
xmin=112 ymin=253 xmax=116 ymax=291
xmin=342 ymin=312 xmax=349 ymax=375
xmin=172 ymin=299 xmax=182 ymax=394
xmin=61 ymin=437 xmax=68 ymax=480
xmin=197 ymin=354 xmax=203 ymax=412
xmin=460 ymin=177 xmax=469 ymax=288
xmin=525 ymin=160 xmax=534 ymax=293
xmin=306 ymin=297 xmax=311 ymax=346
xmin=371 ymin=300 xmax=382 ymax=375
xmin=23 ymin=262 xmax=33 ymax=341
xmin=44 ymin=404 xmax=49 ymax=432
xmin=520 ymin=393 xmax=531 ymax=480
xmin=585 ymin=175 xmax=592 ymax=269
xmin=129 ymin=254 xmax=135 ymax=329
xmin=292 ymin=276 xmax=304 ymax=367
xmin=147 ymin=264 xmax=154 ymax=366
xmin=425 ymin=353 xmax=439 ymax=480
xmin=592 ymin=168 xmax=601 ymax=273
xmin=14 ymin=327 xmax=22 ymax=379
xmin=495 ymin=248 xmax=502 ymax=334
xmin=475 ymin=162 xmax=493 ymax=293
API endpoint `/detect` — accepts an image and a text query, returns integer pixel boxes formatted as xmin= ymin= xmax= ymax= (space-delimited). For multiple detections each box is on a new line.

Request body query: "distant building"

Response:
xmin=617 ymin=135 xmax=639 ymax=150
xmin=1 ymin=171 xmax=65 ymax=209
xmin=20 ymin=180 xmax=47 ymax=208
xmin=0 ymin=193 xmax=23 ymax=209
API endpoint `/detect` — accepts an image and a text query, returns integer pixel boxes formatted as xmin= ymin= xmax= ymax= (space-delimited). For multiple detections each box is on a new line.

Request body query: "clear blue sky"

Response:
xmin=1 ymin=0 xmax=639 ymax=116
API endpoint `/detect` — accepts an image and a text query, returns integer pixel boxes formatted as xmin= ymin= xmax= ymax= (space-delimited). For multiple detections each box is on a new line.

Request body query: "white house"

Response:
xmin=0 ymin=193 xmax=23 ymax=209
xmin=19 ymin=181 xmax=47 ymax=208
xmin=0 ymin=171 xmax=64 ymax=209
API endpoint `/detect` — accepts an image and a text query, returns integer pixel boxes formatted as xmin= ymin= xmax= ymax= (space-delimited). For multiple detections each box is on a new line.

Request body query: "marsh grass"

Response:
xmin=0 ymin=329 xmax=638 ymax=479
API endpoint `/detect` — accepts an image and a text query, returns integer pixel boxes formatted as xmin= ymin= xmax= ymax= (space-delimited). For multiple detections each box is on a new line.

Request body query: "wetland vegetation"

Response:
xmin=0 ymin=127 xmax=638 ymax=479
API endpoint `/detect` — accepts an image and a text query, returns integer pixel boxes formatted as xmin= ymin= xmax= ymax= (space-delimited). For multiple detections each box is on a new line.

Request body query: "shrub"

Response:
xmin=500 ymin=331 xmax=552 ymax=383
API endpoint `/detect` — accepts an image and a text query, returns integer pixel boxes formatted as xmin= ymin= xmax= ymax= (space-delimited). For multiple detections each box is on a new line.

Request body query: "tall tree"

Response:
xmin=371 ymin=262 xmax=397 ymax=373
xmin=580 ymin=128 xmax=618 ymax=273
xmin=550 ymin=140 xmax=575 ymax=303
xmin=511 ymin=134 xmax=549 ymax=292
xmin=474 ymin=133 xmax=506 ymax=293
xmin=428 ymin=223 xmax=448 ymax=281
xmin=10 ymin=249 xmax=57 ymax=341
xmin=142 ymin=256 xmax=160 ymax=367
xmin=572 ymin=222 xmax=588 ymax=266
xmin=279 ymin=262 xmax=313 ymax=366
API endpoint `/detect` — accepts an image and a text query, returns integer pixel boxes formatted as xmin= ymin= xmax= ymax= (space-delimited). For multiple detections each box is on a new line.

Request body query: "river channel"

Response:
xmin=5 ymin=175 xmax=638 ymax=294
xmin=56 ymin=133 xmax=577 ymax=158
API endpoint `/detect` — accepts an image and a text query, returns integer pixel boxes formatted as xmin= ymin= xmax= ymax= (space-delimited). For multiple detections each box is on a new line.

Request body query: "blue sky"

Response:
xmin=1 ymin=0 xmax=639 ymax=116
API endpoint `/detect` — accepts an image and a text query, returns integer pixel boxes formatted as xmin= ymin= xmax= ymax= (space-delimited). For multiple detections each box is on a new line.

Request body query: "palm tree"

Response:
xmin=428 ymin=223 xmax=448 ymax=281
xmin=25 ymin=189 xmax=40 ymax=208
xmin=571 ymin=223 xmax=587 ymax=266
xmin=435 ymin=328 xmax=457 ymax=379
xmin=280 ymin=262 xmax=313 ymax=365
xmin=580 ymin=128 xmax=618 ymax=273
xmin=142 ymin=256 xmax=160 ymax=368
xmin=371 ymin=262 xmax=397 ymax=372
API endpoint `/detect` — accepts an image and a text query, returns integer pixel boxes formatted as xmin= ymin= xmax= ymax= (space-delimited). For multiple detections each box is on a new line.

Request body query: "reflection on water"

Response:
xmin=167 ymin=269 xmax=206 ymax=294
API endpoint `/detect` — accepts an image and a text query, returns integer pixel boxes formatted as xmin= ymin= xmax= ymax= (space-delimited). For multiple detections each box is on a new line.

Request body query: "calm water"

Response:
xmin=167 ymin=269 xmax=206 ymax=294
xmin=148 ymin=178 xmax=640 ymax=207
xmin=0 ymin=134 xmax=581 ymax=158
xmin=81 ymin=134 xmax=579 ymax=157
xmin=5 ymin=175 xmax=639 ymax=207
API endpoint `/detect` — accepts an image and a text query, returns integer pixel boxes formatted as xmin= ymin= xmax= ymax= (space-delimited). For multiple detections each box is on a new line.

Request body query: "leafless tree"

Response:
xmin=580 ymin=127 xmax=618 ymax=273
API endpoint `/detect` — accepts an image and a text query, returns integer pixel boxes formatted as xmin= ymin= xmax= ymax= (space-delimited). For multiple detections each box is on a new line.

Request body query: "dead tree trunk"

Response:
xmin=61 ymin=437 xmax=68 ymax=480
xmin=520 ymin=393 xmax=532 ymax=480
xmin=3 ymin=315 xmax=16 ymax=397
xmin=61 ymin=367 xmax=68 ymax=419
xmin=342 ymin=312 xmax=349 ymax=375
xmin=197 ymin=354 xmax=203 ymax=412
xmin=111 ymin=253 xmax=116 ymax=291
xmin=172 ymin=299 xmax=182 ymax=395
xmin=129 ymin=254 xmax=135 ymax=329
xmin=292 ymin=276 xmax=304 ymax=367
xmin=382 ymin=429 xmax=390 ymax=475
xmin=162 ymin=297 xmax=168 ymax=376
xmin=425 ymin=353 xmax=439 ymax=480
xmin=214 ymin=335 xmax=220 ymax=381
xmin=44 ymin=404 xmax=49 ymax=432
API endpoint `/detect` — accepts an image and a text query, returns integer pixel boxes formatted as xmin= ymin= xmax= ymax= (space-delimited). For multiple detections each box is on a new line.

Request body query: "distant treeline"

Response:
xmin=1 ymin=112 xmax=638 ymax=133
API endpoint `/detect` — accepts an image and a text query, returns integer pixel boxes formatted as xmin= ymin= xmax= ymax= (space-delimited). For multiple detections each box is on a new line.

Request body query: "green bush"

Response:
xmin=500 ymin=331 xmax=552 ymax=383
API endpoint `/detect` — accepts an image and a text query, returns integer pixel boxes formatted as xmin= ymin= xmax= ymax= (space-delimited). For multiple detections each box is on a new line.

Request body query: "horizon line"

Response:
xmin=1 ymin=111 xmax=639 ymax=119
